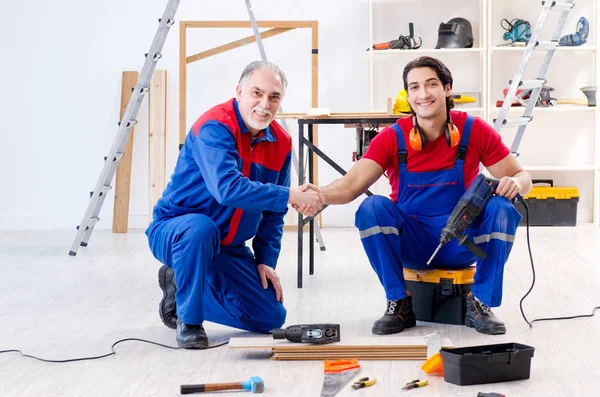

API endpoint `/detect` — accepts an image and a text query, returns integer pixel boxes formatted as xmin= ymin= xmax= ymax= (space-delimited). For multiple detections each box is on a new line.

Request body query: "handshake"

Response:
xmin=288 ymin=183 xmax=324 ymax=217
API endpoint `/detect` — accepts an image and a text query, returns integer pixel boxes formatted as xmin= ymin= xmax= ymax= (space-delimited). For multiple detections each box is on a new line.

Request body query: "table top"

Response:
xmin=276 ymin=112 xmax=410 ymax=121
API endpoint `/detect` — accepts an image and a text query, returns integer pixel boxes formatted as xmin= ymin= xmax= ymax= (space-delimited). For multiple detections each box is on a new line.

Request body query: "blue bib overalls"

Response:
xmin=354 ymin=116 xmax=522 ymax=307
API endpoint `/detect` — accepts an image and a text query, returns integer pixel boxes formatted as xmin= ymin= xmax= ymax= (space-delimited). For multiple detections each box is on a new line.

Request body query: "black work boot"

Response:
xmin=465 ymin=292 xmax=506 ymax=335
xmin=176 ymin=319 xmax=209 ymax=349
xmin=372 ymin=295 xmax=417 ymax=335
xmin=158 ymin=265 xmax=178 ymax=329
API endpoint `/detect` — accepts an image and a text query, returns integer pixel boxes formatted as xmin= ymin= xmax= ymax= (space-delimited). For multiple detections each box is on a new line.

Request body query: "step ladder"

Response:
xmin=69 ymin=0 xmax=180 ymax=256
xmin=244 ymin=0 xmax=327 ymax=252
xmin=493 ymin=0 xmax=575 ymax=156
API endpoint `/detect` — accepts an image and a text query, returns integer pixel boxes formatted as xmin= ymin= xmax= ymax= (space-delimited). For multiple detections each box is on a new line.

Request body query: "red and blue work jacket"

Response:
xmin=152 ymin=98 xmax=292 ymax=267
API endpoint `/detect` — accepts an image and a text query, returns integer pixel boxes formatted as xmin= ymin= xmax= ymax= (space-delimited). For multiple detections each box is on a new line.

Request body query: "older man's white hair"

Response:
xmin=238 ymin=61 xmax=288 ymax=92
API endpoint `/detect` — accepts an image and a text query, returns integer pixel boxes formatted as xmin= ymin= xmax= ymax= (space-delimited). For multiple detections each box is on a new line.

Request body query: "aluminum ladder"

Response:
xmin=493 ymin=0 xmax=575 ymax=156
xmin=69 ymin=0 xmax=180 ymax=255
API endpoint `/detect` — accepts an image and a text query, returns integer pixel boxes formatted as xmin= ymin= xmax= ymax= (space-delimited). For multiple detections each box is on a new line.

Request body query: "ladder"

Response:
xmin=69 ymin=0 xmax=180 ymax=255
xmin=493 ymin=0 xmax=575 ymax=156
xmin=243 ymin=0 xmax=327 ymax=252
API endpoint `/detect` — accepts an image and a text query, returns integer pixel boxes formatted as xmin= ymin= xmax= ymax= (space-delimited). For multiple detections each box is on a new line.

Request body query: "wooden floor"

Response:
xmin=1 ymin=225 xmax=599 ymax=396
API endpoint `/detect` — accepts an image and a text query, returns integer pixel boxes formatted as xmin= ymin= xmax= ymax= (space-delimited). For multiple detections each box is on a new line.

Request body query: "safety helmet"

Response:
xmin=393 ymin=89 xmax=411 ymax=114
xmin=435 ymin=17 xmax=474 ymax=49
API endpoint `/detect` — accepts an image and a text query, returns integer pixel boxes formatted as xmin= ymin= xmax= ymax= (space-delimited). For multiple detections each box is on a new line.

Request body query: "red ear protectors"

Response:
xmin=409 ymin=118 xmax=459 ymax=151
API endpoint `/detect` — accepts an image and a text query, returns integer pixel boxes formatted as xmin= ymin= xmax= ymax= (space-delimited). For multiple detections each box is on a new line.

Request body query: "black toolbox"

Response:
xmin=440 ymin=343 xmax=535 ymax=386
xmin=514 ymin=179 xmax=579 ymax=226
xmin=403 ymin=267 xmax=475 ymax=325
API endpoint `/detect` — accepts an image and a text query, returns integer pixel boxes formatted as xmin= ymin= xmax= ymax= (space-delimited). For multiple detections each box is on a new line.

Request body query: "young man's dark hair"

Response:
xmin=402 ymin=56 xmax=455 ymax=111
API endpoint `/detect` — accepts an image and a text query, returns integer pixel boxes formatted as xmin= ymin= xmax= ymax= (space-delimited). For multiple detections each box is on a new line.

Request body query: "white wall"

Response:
xmin=0 ymin=0 xmax=372 ymax=230
xmin=1 ymin=0 xmax=597 ymax=231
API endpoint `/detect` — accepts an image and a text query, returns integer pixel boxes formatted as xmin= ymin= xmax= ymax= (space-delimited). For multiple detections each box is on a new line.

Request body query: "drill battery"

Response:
xmin=403 ymin=267 xmax=475 ymax=325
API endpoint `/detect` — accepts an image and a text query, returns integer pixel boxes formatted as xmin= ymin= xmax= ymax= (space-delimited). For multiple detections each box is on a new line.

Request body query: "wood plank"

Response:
xmin=187 ymin=28 xmax=293 ymax=64
xmin=112 ymin=71 xmax=138 ymax=233
xmin=276 ymin=112 xmax=408 ymax=120
xmin=271 ymin=354 xmax=427 ymax=361
xmin=284 ymin=224 xmax=309 ymax=232
xmin=271 ymin=347 xmax=433 ymax=352
xmin=184 ymin=21 xmax=316 ymax=29
xmin=179 ymin=21 xmax=187 ymax=146
xmin=343 ymin=123 xmax=396 ymax=128
xmin=228 ymin=336 xmax=453 ymax=350
xmin=272 ymin=352 xmax=428 ymax=357
xmin=148 ymin=70 xmax=167 ymax=223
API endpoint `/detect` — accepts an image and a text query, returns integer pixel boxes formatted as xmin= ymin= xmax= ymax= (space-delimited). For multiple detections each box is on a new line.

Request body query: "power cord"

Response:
xmin=0 ymin=337 xmax=228 ymax=363
xmin=518 ymin=197 xmax=600 ymax=327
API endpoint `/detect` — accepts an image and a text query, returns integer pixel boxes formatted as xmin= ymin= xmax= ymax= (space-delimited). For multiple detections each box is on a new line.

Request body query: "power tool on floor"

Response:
xmin=271 ymin=324 xmax=340 ymax=344
xmin=427 ymin=174 xmax=500 ymax=265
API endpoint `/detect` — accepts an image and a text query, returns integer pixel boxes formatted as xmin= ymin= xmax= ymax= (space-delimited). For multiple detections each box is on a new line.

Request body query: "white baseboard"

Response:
xmin=0 ymin=213 xmax=151 ymax=231
xmin=0 ymin=209 xmax=596 ymax=231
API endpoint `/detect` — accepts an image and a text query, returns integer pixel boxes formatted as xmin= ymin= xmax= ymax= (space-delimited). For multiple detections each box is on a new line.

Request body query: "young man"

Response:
xmin=145 ymin=61 xmax=324 ymax=348
xmin=315 ymin=56 xmax=532 ymax=335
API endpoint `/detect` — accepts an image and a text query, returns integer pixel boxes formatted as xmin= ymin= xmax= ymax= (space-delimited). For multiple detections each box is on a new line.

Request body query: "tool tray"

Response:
xmin=440 ymin=342 xmax=535 ymax=386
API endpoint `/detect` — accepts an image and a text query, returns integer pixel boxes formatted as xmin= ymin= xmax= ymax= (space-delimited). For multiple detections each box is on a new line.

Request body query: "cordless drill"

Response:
xmin=427 ymin=174 xmax=500 ymax=265
xmin=271 ymin=324 xmax=340 ymax=344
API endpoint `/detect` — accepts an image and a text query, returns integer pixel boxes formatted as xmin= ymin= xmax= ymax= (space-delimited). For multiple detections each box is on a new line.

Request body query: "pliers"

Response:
xmin=352 ymin=377 xmax=377 ymax=389
xmin=401 ymin=379 xmax=428 ymax=391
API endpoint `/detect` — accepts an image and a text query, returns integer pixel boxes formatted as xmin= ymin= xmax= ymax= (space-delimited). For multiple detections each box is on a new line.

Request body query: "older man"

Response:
xmin=146 ymin=61 xmax=323 ymax=348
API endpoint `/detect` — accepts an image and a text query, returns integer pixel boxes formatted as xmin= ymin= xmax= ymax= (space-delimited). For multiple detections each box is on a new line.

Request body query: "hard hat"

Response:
xmin=435 ymin=17 xmax=474 ymax=49
xmin=394 ymin=89 xmax=411 ymax=114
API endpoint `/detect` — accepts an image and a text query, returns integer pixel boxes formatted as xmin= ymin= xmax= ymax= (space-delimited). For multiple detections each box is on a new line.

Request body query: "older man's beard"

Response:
xmin=246 ymin=106 xmax=274 ymax=131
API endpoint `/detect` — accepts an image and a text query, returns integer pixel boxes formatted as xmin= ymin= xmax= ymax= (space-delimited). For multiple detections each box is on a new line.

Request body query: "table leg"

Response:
xmin=297 ymin=122 xmax=304 ymax=288
xmin=308 ymin=124 xmax=314 ymax=275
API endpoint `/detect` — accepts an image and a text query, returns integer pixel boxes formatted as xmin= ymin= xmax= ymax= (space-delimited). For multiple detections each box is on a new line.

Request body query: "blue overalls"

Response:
xmin=354 ymin=116 xmax=522 ymax=307
xmin=145 ymin=99 xmax=291 ymax=334
xmin=146 ymin=215 xmax=286 ymax=333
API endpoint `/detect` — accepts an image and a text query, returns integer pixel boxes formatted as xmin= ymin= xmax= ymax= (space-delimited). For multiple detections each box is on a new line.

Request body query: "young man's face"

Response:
xmin=236 ymin=68 xmax=284 ymax=134
xmin=406 ymin=66 xmax=451 ymax=120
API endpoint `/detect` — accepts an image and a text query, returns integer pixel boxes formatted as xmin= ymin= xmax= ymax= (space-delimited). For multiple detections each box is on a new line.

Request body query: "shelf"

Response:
xmin=371 ymin=48 xmax=485 ymax=55
xmin=490 ymin=46 xmax=598 ymax=53
xmin=455 ymin=107 xmax=484 ymax=112
xmin=490 ymin=105 xmax=596 ymax=112
xmin=521 ymin=165 xmax=598 ymax=171
xmin=368 ymin=0 xmax=600 ymax=225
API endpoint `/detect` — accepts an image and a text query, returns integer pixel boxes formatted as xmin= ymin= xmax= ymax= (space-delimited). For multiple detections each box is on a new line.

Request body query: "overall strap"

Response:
xmin=391 ymin=123 xmax=407 ymax=172
xmin=455 ymin=114 xmax=474 ymax=168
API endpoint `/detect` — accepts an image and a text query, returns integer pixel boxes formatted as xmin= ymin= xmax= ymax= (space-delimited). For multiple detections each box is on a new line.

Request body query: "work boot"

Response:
xmin=372 ymin=295 xmax=416 ymax=335
xmin=465 ymin=292 xmax=506 ymax=335
xmin=158 ymin=265 xmax=178 ymax=329
xmin=176 ymin=319 xmax=209 ymax=349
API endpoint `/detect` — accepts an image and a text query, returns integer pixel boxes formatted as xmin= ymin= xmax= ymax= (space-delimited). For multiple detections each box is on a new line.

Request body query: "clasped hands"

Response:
xmin=288 ymin=183 xmax=324 ymax=217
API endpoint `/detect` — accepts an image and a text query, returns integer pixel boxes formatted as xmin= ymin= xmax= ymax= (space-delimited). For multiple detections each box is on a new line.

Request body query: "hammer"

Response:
xmin=181 ymin=376 xmax=264 ymax=394
xmin=554 ymin=86 xmax=596 ymax=106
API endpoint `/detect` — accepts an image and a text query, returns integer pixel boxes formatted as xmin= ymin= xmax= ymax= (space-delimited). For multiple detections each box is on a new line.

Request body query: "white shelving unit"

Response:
xmin=367 ymin=0 xmax=486 ymax=118
xmin=367 ymin=0 xmax=600 ymax=226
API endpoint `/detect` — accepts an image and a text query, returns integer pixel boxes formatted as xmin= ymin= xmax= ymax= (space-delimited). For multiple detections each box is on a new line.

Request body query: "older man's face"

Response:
xmin=236 ymin=68 xmax=284 ymax=135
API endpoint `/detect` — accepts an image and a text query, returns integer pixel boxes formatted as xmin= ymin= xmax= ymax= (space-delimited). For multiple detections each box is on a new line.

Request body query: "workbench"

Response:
xmin=277 ymin=112 xmax=410 ymax=288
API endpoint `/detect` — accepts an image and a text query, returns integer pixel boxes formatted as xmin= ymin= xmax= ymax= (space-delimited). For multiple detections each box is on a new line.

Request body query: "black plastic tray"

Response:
xmin=440 ymin=343 xmax=535 ymax=386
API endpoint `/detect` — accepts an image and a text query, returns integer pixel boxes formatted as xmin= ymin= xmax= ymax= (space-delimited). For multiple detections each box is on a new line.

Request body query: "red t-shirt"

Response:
xmin=362 ymin=111 xmax=510 ymax=203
